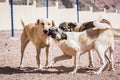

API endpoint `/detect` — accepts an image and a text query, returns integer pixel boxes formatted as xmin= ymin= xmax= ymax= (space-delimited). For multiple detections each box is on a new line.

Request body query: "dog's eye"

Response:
xmin=41 ymin=23 xmax=44 ymax=25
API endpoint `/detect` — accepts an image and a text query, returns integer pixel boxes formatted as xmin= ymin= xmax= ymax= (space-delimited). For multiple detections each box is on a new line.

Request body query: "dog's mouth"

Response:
xmin=43 ymin=30 xmax=48 ymax=34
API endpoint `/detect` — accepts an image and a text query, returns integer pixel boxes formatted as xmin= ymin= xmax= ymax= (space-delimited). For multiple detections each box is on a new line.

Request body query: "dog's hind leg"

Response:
xmin=94 ymin=47 xmax=108 ymax=74
xmin=106 ymin=46 xmax=115 ymax=71
xmin=110 ymin=46 xmax=115 ymax=71
xmin=88 ymin=50 xmax=95 ymax=68
xmin=20 ymin=33 xmax=29 ymax=68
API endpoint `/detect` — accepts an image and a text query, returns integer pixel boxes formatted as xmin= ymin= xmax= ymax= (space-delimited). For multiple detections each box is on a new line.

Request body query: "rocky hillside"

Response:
xmin=1 ymin=0 xmax=120 ymax=12
xmin=59 ymin=0 xmax=120 ymax=12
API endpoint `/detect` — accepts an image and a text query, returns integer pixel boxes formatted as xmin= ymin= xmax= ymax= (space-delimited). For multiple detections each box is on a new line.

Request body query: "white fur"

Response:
xmin=48 ymin=28 xmax=114 ymax=74
xmin=93 ymin=20 xmax=111 ymax=29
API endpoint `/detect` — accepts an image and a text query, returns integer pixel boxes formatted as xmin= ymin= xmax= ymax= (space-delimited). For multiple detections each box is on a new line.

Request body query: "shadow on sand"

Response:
xmin=0 ymin=66 xmax=96 ymax=74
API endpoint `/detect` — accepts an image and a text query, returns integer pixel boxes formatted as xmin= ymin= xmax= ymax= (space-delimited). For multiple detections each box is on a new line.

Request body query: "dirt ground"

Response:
xmin=0 ymin=30 xmax=120 ymax=80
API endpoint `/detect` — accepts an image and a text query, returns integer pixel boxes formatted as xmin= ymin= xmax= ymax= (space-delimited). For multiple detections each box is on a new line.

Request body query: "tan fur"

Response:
xmin=79 ymin=34 xmax=87 ymax=43
xmin=20 ymin=19 xmax=55 ymax=70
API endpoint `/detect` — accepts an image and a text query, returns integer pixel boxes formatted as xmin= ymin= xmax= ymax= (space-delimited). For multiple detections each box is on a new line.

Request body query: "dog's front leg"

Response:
xmin=36 ymin=48 xmax=43 ymax=70
xmin=45 ymin=45 xmax=49 ymax=68
xmin=47 ymin=54 xmax=72 ymax=68
xmin=69 ymin=51 xmax=80 ymax=74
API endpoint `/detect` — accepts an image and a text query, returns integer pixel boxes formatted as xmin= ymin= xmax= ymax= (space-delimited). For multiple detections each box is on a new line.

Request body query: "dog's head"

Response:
xmin=100 ymin=19 xmax=111 ymax=26
xmin=59 ymin=22 xmax=77 ymax=32
xmin=47 ymin=27 xmax=67 ymax=41
xmin=35 ymin=19 xmax=56 ymax=34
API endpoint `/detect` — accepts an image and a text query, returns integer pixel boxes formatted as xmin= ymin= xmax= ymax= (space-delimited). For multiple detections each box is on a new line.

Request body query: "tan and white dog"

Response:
xmin=46 ymin=20 xmax=114 ymax=74
xmin=58 ymin=19 xmax=119 ymax=68
xmin=20 ymin=19 xmax=55 ymax=70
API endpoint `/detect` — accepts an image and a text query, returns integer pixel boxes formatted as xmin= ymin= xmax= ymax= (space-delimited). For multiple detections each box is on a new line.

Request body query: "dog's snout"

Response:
xmin=43 ymin=30 xmax=48 ymax=34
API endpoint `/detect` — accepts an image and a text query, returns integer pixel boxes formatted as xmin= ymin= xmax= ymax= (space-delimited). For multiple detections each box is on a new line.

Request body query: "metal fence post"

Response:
xmin=10 ymin=0 xmax=14 ymax=37
xmin=76 ymin=0 xmax=79 ymax=23
xmin=46 ymin=0 xmax=48 ymax=18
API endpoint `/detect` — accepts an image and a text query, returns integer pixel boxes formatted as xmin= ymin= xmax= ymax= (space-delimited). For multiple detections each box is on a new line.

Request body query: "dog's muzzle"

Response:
xmin=43 ymin=30 xmax=48 ymax=34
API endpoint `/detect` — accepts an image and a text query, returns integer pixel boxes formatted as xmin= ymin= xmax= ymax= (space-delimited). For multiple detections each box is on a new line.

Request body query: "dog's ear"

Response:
xmin=68 ymin=22 xmax=77 ymax=28
xmin=52 ymin=20 xmax=56 ymax=27
xmin=36 ymin=19 xmax=40 ymax=25
xmin=62 ymin=33 xmax=67 ymax=40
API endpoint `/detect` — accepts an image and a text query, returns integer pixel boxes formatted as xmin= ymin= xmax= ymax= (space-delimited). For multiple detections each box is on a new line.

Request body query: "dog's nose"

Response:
xmin=43 ymin=30 xmax=48 ymax=34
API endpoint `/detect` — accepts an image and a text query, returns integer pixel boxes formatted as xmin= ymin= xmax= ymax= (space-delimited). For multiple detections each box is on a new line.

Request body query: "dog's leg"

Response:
xmin=88 ymin=50 xmax=95 ymax=68
xmin=47 ymin=54 xmax=72 ymax=68
xmin=108 ymin=46 xmax=115 ymax=71
xmin=20 ymin=33 xmax=29 ymax=68
xmin=102 ymin=48 xmax=111 ymax=71
xmin=69 ymin=51 xmax=80 ymax=74
xmin=104 ymin=46 xmax=115 ymax=71
xmin=36 ymin=47 xmax=42 ymax=70
xmin=94 ymin=48 xmax=107 ymax=74
xmin=45 ymin=45 xmax=49 ymax=68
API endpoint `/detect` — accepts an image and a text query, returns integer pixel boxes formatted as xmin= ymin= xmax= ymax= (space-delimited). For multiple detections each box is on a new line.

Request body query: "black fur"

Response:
xmin=59 ymin=22 xmax=77 ymax=32
xmin=47 ymin=27 xmax=67 ymax=40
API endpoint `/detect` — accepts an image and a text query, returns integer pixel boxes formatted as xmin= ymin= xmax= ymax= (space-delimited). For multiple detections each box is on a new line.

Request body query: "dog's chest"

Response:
xmin=33 ymin=36 xmax=50 ymax=48
xmin=58 ymin=40 xmax=80 ymax=56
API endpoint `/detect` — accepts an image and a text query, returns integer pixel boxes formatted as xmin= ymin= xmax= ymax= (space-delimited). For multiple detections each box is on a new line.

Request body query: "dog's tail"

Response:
xmin=112 ymin=30 xmax=120 ymax=37
xmin=21 ymin=19 xmax=25 ymax=28
xmin=93 ymin=20 xmax=112 ymax=29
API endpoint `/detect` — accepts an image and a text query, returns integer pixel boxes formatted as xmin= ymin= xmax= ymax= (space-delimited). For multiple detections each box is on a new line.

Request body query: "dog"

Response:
xmin=59 ymin=21 xmax=95 ymax=67
xmin=58 ymin=19 xmax=119 ymax=68
xmin=20 ymin=19 xmax=55 ymax=70
xmin=59 ymin=19 xmax=111 ymax=32
xmin=45 ymin=20 xmax=115 ymax=74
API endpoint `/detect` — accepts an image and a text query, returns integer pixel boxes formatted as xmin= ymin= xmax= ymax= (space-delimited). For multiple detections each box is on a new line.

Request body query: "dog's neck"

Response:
xmin=58 ymin=32 xmax=67 ymax=41
xmin=57 ymin=29 xmax=67 ymax=41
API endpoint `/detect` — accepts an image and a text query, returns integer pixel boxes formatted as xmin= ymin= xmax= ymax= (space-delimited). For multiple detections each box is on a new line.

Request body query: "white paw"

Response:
xmin=47 ymin=61 xmax=55 ymax=68
xmin=112 ymin=68 xmax=115 ymax=71
xmin=38 ymin=65 xmax=43 ymax=70
xmin=69 ymin=71 xmax=76 ymax=74
xmin=19 ymin=64 xmax=24 ymax=68
xmin=93 ymin=71 xmax=100 ymax=75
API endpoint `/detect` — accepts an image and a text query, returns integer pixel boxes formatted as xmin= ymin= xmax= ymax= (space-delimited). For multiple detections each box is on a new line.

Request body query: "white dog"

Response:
xmin=45 ymin=20 xmax=115 ymax=74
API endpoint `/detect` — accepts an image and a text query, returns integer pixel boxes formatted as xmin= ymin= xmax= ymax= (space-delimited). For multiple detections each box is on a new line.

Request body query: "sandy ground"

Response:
xmin=0 ymin=30 xmax=120 ymax=80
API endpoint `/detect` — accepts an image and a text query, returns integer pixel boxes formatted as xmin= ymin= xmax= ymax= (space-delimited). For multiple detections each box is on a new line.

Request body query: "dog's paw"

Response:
xmin=93 ymin=71 xmax=100 ymax=75
xmin=112 ymin=68 xmax=115 ymax=71
xmin=45 ymin=65 xmax=51 ymax=69
xmin=33 ymin=68 xmax=44 ymax=72
xmin=88 ymin=64 xmax=95 ymax=68
xmin=109 ymin=68 xmax=115 ymax=71
xmin=68 ymin=71 xmax=76 ymax=74
xmin=19 ymin=64 xmax=24 ymax=69
xmin=46 ymin=61 xmax=55 ymax=68
xmin=38 ymin=65 xmax=43 ymax=70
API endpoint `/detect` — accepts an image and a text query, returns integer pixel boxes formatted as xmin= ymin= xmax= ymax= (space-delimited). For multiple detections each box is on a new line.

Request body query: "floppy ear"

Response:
xmin=62 ymin=32 xmax=67 ymax=40
xmin=68 ymin=22 xmax=77 ymax=28
xmin=36 ymin=19 xmax=40 ymax=25
xmin=64 ymin=22 xmax=68 ymax=27
xmin=52 ymin=20 xmax=56 ymax=27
